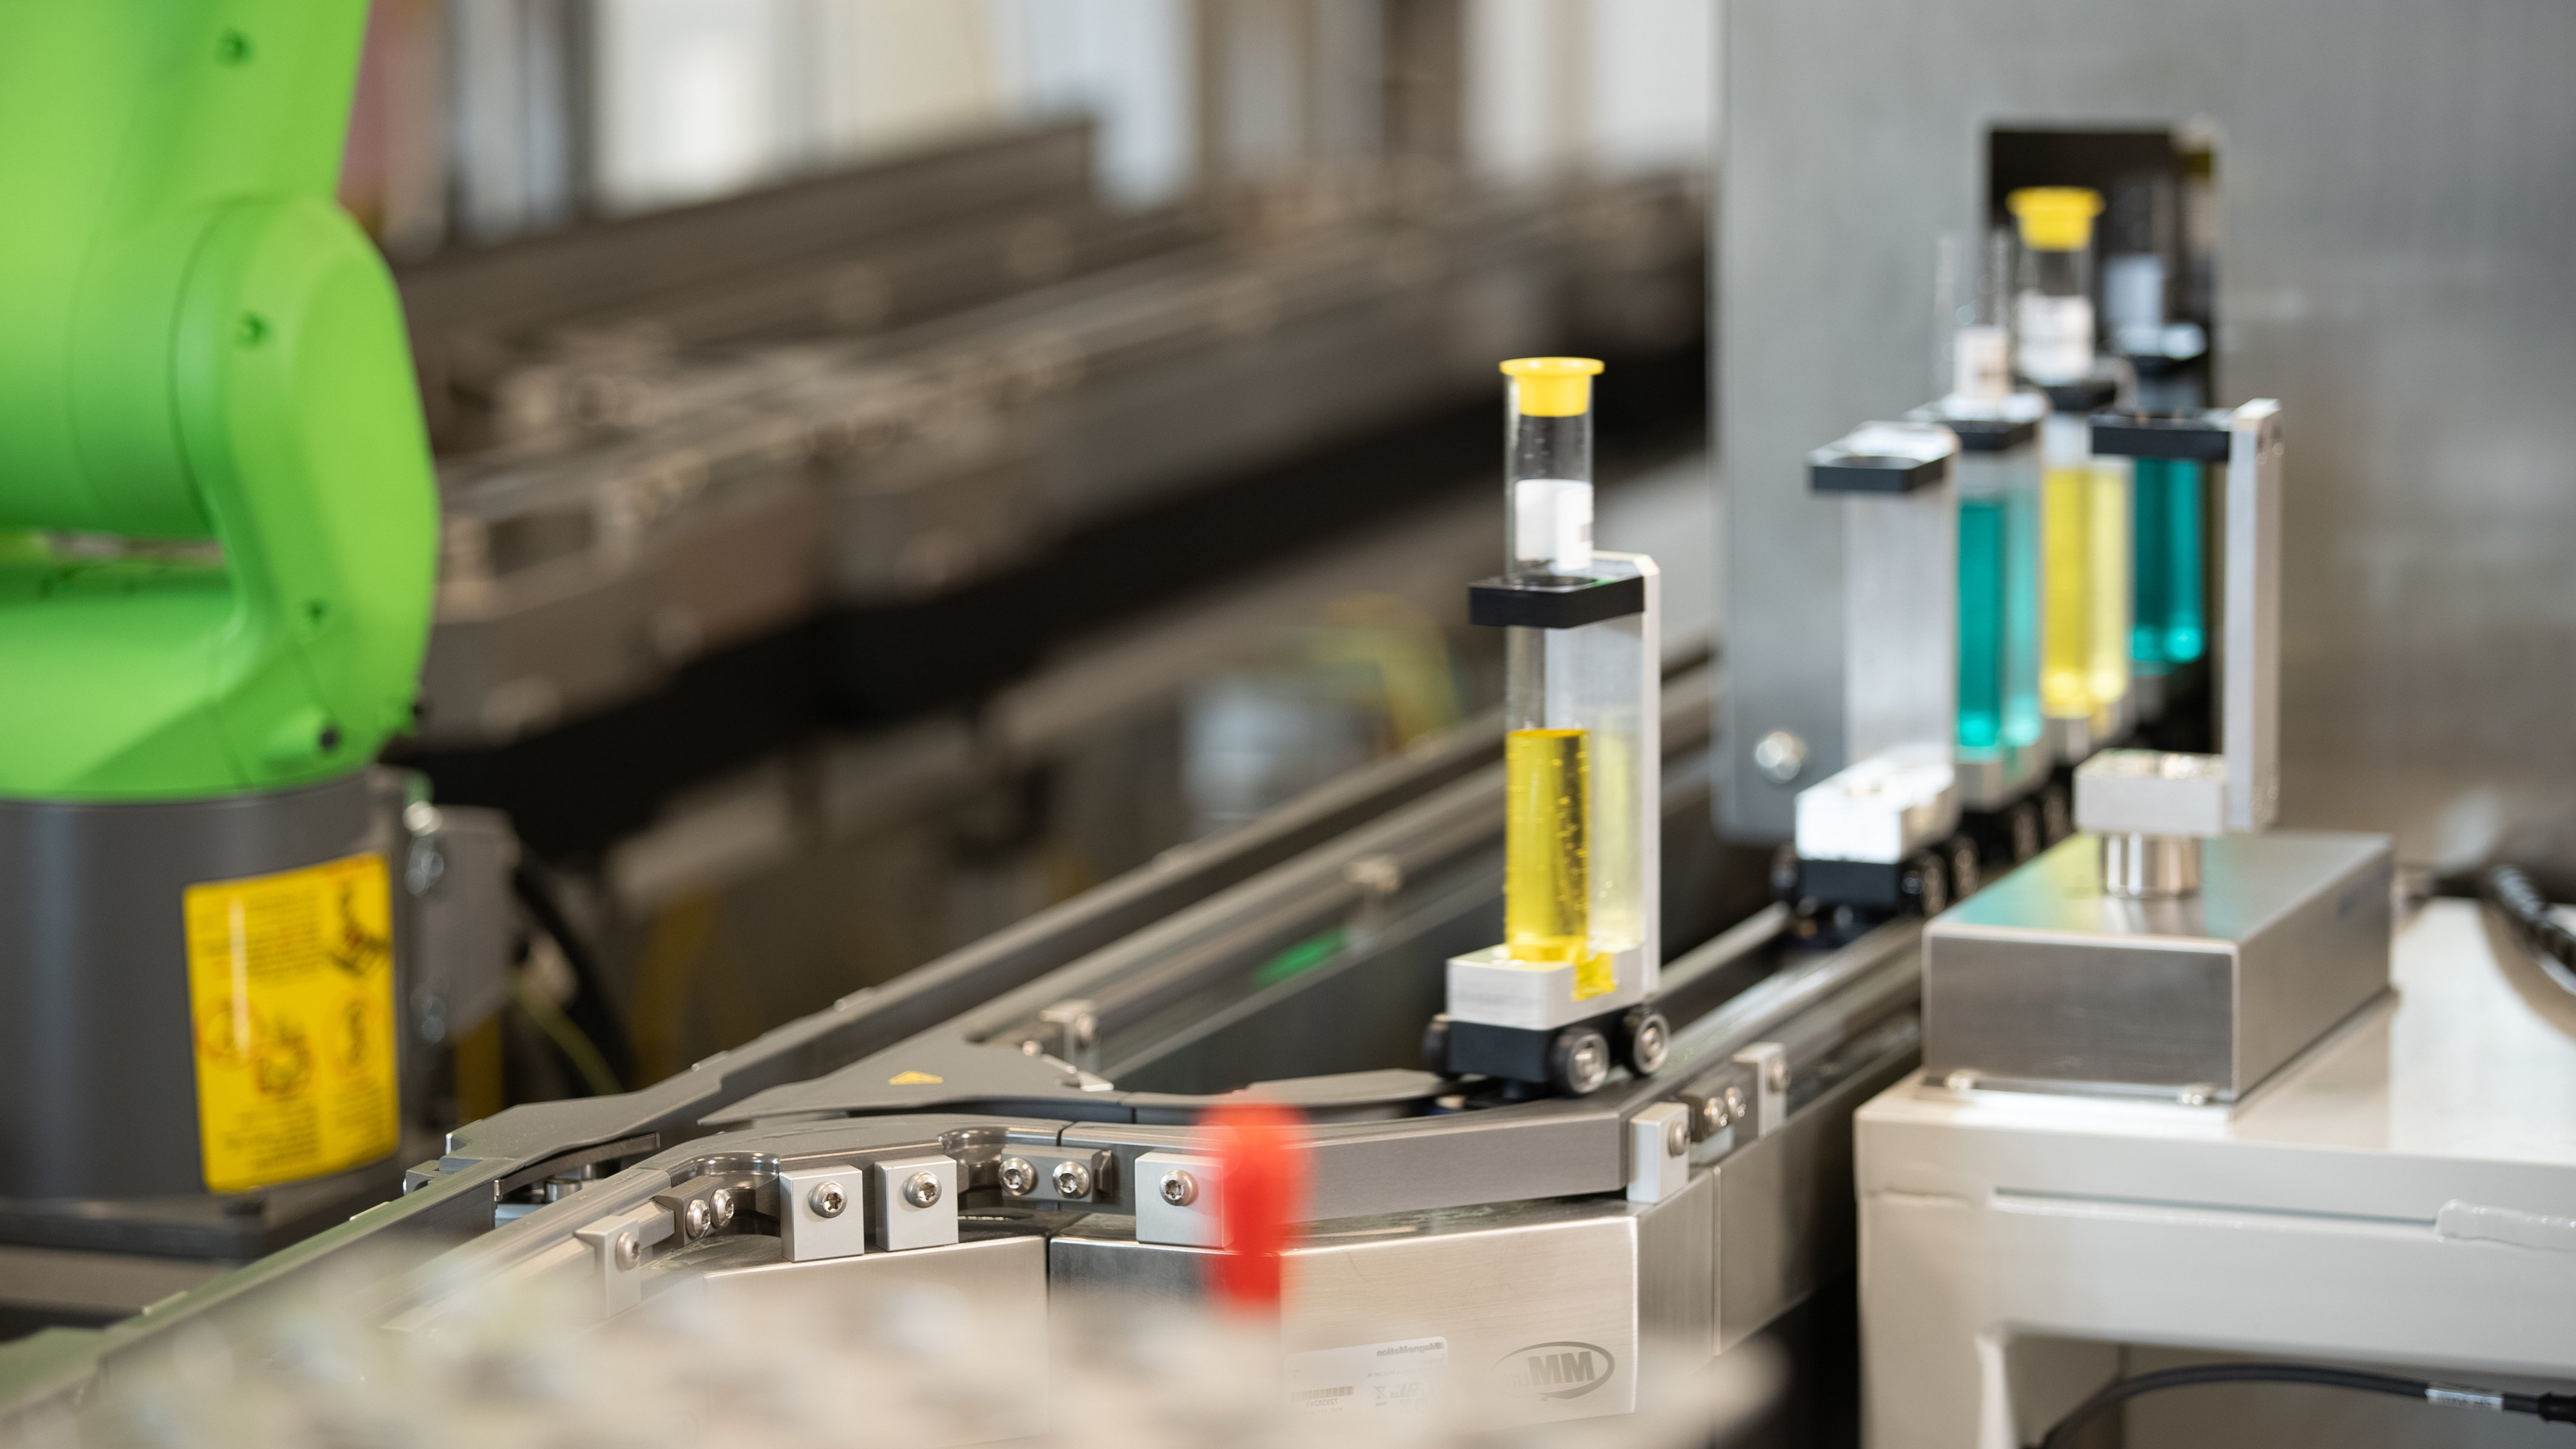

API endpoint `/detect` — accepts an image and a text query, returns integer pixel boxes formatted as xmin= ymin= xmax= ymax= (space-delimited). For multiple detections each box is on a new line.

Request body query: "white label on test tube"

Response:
xmin=2015 ymin=293 xmax=2094 ymax=386
xmin=1513 ymin=478 xmax=1593 ymax=574
xmin=1951 ymin=326 xmax=2010 ymax=404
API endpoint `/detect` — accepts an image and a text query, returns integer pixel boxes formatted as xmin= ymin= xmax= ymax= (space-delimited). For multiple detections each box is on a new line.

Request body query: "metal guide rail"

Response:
xmin=0 ymin=673 xmax=1913 ymax=1422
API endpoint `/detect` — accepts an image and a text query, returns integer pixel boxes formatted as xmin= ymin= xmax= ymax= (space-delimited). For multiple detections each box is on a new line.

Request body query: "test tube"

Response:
xmin=2040 ymin=414 xmax=2095 ymax=725
xmin=2012 ymin=187 xmax=2135 ymax=748
xmin=2131 ymin=456 xmax=2207 ymax=674
xmin=1497 ymin=357 xmax=1611 ymax=981
xmin=2088 ymin=452 xmax=2133 ymax=724
xmin=1956 ymin=443 xmax=2043 ymax=755
xmin=2007 ymin=188 xmax=2103 ymax=388
xmin=1931 ymin=234 xmax=2044 ymax=761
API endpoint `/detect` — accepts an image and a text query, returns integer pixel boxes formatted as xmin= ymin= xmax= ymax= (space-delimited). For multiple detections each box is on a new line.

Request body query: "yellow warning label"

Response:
xmin=888 ymin=1070 xmax=944 ymax=1086
xmin=183 ymin=853 xmax=397 ymax=1193
xmin=1572 ymin=950 xmax=1616 ymax=1002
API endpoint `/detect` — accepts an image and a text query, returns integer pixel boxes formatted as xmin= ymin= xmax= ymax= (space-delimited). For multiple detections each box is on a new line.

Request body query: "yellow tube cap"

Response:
xmin=1501 ymin=357 xmax=1604 ymax=417
xmin=2006 ymin=187 xmax=2104 ymax=252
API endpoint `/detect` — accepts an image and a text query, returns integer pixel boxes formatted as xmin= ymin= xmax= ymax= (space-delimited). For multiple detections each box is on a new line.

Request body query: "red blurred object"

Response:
xmin=1207 ymin=1100 xmax=1307 ymax=1310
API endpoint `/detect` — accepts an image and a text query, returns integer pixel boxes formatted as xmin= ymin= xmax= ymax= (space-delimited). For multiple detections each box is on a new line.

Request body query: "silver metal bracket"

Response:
xmin=1038 ymin=999 xmax=1100 ymax=1070
xmin=575 ymin=1202 xmax=677 ymax=1317
xmin=649 ymin=1172 xmax=758 ymax=1249
xmin=1626 ymin=1102 xmax=1692 ymax=1203
xmin=989 ymin=1146 xmax=1120 ymax=1209
xmin=870 ymin=1154 xmax=962 ymax=1252
xmin=776 ymin=1162 xmax=870 ymax=1263
xmin=1733 ymin=1041 xmax=1790 ymax=1137
xmin=1134 ymin=1150 xmax=1223 ymax=1247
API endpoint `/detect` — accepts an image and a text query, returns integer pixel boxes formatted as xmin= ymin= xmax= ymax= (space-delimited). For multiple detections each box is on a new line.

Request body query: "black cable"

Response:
xmin=2482 ymin=865 xmax=2576 ymax=996
xmin=510 ymin=861 xmax=633 ymax=1091
xmin=2036 ymin=1362 xmax=2576 ymax=1448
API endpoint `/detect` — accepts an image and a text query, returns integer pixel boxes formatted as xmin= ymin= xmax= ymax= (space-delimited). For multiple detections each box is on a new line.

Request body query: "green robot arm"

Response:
xmin=0 ymin=1 xmax=437 ymax=799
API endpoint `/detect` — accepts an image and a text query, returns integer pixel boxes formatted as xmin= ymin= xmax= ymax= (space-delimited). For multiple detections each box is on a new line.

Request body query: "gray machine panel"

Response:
xmin=1718 ymin=0 xmax=2576 ymax=865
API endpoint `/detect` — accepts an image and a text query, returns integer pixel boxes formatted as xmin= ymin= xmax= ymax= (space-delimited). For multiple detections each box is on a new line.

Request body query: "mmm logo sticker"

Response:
xmin=1496 ymin=1341 xmax=1615 ymax=1400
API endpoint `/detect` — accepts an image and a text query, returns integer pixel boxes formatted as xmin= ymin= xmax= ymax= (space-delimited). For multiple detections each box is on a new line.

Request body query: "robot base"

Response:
xmin=1425 ymin=1004 xmax=1670 ymax=1097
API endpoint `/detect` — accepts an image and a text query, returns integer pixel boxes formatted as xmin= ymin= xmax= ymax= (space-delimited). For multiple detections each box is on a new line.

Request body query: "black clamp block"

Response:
xmin=1808 ymin=451 xmax=1948 ymax=494
xmin=2038 ymin=377 xmax=2120 ymax=414
xmin=1468 ymin=572 xmax=1645 ymax=629
xmin=1940 ymin=416 xmax=2041 ymax=453
xmin=1798 ymin=857 xmax=1906 ymax=911
xmin=2086 ymin=408 xmax=2234 ymax=462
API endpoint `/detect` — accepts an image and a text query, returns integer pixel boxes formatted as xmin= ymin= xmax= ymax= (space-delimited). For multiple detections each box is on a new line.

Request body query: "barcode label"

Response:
xmin=1286 ymin=1337 xmax=1449 ymax=1416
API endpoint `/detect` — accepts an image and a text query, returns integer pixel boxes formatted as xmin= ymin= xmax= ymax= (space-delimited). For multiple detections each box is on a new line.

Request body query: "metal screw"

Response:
xmin=998 ymin=1157 xmax=1038 ymax=1196
xmin=902 ymin=1171 xmax=942 ymax=1209
xmin=808 ymin=1181 xmax=848 ymax=1219
xmin=1943 ymin=1070 xmax=1979 ymax=1093
xmin=612 ymin=1231 xmax=640 ymax=1270
xmin=1697 ymin=1094 xmax=1731 ymax=1134
xmin=1159 ymin=1170 xmax=1197 ymax=1208
xmin=2178 ymin=1084 xmax=2215 ymax=1108
xmin=1764 ymin=1057 xmax=1790 ymax=1093
xmin=1052 ymin=1159 xmax=1094 ymax=1198
xmin=1663 ymin=1118 xmax=1689 ymax=1157
xmin=708 ymin=1189 xmax=736 ymax=1229
xmin=1722 ymin=1085 xmax=1747 ymax=1120
xmin=681 ymin=1197 xmax=713 ymax=1240
xmin=1752 ymin=730 xmax=1809 ymax=785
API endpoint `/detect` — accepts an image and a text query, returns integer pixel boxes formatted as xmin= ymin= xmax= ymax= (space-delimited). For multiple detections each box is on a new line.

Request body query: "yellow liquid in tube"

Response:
xmin=2086 ymin=462 xmax=2132 ymax=715
xmin=1504 ymin=728 xmax=1590 ymax=962
xmin=2040 ymin=464 xmax=2094 ymax=718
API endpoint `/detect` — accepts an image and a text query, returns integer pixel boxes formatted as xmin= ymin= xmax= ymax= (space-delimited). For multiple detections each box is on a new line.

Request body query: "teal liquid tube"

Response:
xmin=2001 ymin=474 xmax=2044 ymax=746
xmin=1957 ymin=495 xmax=2007 ymax=750
xmin=1954 ymin=450 xmax=2043 ymax=756
xmin=2131 ymin=458 xmax=2206 ymax=670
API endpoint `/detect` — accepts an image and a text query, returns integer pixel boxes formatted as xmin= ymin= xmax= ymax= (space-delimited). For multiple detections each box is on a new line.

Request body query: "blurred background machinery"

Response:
xmin=380 ymin=0 xmax=1716 ymax=1115
xmin=0 ymin=0 xmax=1721 ymax=1334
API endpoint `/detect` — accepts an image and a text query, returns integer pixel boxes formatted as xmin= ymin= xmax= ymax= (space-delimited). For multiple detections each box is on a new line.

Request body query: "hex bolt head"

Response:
xmin=708 ymin=1188 xmax=737 ymax=1229
xmin=1052 ymin=1159 xmax=1094 ymax=1198
xmin=681 ymin=1197 xmax=714 ymax=1240
xmin=1663 ymin=1117 xmax=1689 ymax=1157
xmin=1722 ymin=1085 xmax=1747 ymax=1120
xmin=998 ymin=1156 xmax=1038 ymax=1196
xmin=902 ymin=1170 xmax=943 ymax=1209
xmin=808 ymin=1181 xmax=848 ymax=1219
xmin=1158 ymin=1170 xmax=1197 ymax=1207
xmin=613 ymin=1231 xmax=641 ymax=1270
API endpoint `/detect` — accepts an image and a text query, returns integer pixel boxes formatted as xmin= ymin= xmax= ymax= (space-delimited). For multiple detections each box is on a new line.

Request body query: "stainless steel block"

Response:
xmin=1052 ymin=1195 xmax=1670 ymax=1422
xmin=1922 ymin=831 xmax=2393 ymax=1100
